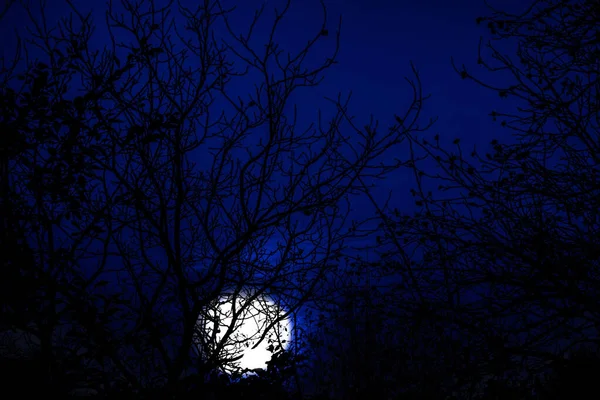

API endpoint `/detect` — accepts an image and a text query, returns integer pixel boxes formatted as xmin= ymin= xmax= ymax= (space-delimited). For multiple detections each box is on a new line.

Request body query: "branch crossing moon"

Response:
xmin=195 ymin=290 xmax=293 ymax=372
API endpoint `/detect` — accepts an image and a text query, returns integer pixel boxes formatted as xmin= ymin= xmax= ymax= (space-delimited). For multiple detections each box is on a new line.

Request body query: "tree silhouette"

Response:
xmin=299 ymin=256 xmax=484 ymax=400
xmin=535 ymin=344 xmax=600 ymax=399
xmin=1 ymin=0 xmax=433 ymax=396
xmin=366 ymin=0 xmax=600 ymax=393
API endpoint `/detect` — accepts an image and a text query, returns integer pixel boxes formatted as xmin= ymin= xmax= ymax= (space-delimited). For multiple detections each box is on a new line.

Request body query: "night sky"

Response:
xmin=1 ymin=0 xmax=527 ymax=228
xmin=2 ymin=0 xmax=556 ymax=392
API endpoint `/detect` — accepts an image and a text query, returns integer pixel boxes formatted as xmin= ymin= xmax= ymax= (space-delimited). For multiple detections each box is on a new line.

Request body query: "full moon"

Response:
xmin=194 ymin=289 xmax=293 ymax=372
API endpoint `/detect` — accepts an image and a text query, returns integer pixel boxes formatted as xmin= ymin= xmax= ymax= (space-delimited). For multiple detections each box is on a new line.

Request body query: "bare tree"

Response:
xmin=368 ymin=0 xmax=600 ymax=392
xmin=2 ymin=0 xmax=433 ymax=395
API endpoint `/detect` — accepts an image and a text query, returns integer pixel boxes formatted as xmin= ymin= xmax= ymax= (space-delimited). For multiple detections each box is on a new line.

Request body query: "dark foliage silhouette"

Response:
xmin=535 ymin=344 xmax=600 ymax=399
xmin=5 ymin=0 xmax=598 ymax=397
xmin=363 ymin=0 xmax=600 ymax=395
xmin=1 ymin=0 xmax=431 ymax=397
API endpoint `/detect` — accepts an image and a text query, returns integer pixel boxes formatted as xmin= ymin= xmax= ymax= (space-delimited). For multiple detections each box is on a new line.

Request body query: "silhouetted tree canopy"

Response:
xmin=3 ymin=0 xmax=600 ymax=398
xmin=1 ymin=0 xmax=431 ymax=397
xmin=367 ymin=0 xmax=600 ymax=396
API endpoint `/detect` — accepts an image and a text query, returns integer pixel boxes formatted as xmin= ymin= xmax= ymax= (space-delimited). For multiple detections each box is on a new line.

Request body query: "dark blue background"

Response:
xmin=1 ymin=0 xmax=525 ymax=222
xmin=2 ymin=0 xmax=535 ymax=380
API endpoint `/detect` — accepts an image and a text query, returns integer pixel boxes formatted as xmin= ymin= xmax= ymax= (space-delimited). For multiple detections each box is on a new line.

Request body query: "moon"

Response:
xmin=195 ymin=289 xmax=293 ymax=372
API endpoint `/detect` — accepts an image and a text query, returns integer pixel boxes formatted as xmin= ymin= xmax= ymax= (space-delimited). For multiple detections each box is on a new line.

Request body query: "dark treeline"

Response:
xmin=2 ymin=0 xmax=600 ymax=398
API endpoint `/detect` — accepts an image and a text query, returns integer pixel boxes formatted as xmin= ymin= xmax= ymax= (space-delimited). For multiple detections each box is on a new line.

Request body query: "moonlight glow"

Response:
xmin=194 ymin=290 xmax=292 ymax=372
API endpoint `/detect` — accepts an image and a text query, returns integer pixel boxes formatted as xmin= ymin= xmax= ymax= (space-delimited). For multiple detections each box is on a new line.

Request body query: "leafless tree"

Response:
xmin=1 ymin=0 xmax=433 ymax=395
xmin=368 ymin=0 xmax=600 ymax=392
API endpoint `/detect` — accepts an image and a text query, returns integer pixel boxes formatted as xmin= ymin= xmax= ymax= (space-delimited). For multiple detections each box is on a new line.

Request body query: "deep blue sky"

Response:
xmin=2 ymin=0 xmax=525 ymax=224
xmin=2 ymin=0 xmax=534 ymax=371
xmin=2 ymin=0 xmax=529 ymax=324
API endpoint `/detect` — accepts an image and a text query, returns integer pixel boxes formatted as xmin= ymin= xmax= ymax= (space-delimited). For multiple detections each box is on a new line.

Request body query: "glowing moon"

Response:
xmin=195 ymin=290 xmax=292 ymax=372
